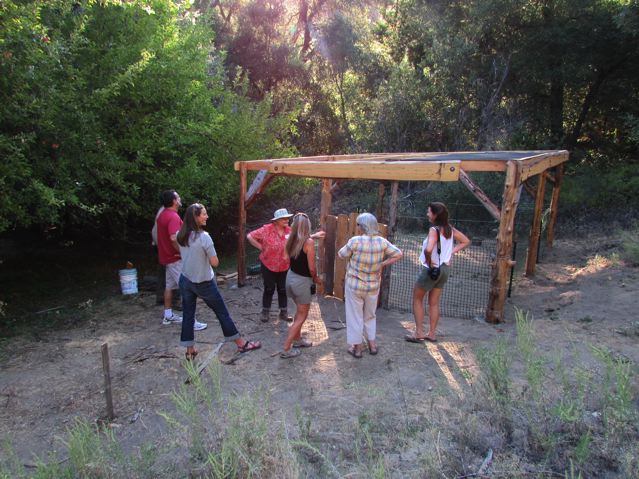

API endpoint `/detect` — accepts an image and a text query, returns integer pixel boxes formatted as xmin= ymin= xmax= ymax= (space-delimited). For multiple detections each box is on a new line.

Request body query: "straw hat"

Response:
xmin=271 ymin=208 xmax=293 ymax=221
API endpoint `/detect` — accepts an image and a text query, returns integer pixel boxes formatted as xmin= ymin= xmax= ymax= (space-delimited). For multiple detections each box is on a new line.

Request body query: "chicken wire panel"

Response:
xmin=387 ymin=234 xmax=496 ymax=320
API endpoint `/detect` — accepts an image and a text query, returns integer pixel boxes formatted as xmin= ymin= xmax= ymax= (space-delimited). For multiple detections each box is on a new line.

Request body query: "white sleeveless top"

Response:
xmin=419 ymin=227 xmax=454 ymax=267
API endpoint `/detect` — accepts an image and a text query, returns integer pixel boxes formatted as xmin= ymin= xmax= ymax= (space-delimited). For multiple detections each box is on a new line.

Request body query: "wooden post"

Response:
xmin=380 ymin=181 xmax=399 ymax=309
xmin=238 ymin=162 xmax=247 ymax=286
xmin=376 ymin=182 xmax=386 ymax=222
xmin=323 ymin=215 xmax=337 ymax=295
xmin=319 ymin=179 xmax=332 ymax=282
xmin=333 ymin=214 xmax=350 ymax=300
xmin=546 ymin=164 xmax=564 ymax=248
xmin=101 ymin=343 xmax=115 ymax=421
xmin=486 ymin=161 xmax=521 ymax=324
xmin=525 ymin=173 xmax=547 ymax=276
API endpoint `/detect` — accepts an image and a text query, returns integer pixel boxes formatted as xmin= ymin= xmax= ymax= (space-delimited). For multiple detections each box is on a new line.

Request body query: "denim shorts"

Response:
xmin=286 ymin=270 xmax=313 ymax=305
xmin=415 ymin=263 xmax=450 ymax=291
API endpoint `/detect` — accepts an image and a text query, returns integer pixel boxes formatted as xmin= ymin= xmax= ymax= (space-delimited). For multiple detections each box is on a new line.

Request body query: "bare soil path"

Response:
xmin=0 ymin=236 xmax=637 ymax=474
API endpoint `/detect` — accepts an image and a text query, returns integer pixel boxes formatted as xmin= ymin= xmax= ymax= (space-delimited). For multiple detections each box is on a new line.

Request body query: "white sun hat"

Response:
xmin=271 ymin=208 xmax=294 ymax=221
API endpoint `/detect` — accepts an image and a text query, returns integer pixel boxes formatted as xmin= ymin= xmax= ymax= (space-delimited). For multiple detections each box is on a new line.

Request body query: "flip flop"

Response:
xmin=424 ymin=337 xmax=438 ymax=343
xmin=347 ymin=348 xmax=363 ymax=359
xmin=405 ymin=335 xmax=427 ymax=343
xmin=238 ymin=339 xmax=262 ymax=353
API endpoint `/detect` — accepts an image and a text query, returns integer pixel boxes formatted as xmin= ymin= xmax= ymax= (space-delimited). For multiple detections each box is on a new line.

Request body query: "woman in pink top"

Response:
xmin=247 ymin=208 xmax=294 ymax=322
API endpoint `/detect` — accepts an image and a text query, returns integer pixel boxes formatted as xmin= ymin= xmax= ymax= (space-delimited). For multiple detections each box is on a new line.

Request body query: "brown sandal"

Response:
xmin=238 ymin=339 xmax=262 ymax=353
xmin=185 ymin=350 xmax=199 ymax=361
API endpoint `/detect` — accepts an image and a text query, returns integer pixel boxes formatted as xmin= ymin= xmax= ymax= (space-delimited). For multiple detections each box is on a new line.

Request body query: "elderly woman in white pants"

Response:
xmin=338 ymin=213 xmax=403 ymax=358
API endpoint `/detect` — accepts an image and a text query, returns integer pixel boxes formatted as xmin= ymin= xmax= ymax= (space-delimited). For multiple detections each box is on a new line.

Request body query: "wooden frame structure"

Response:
xmin=235 ymin=150 xmax=569 ymax=323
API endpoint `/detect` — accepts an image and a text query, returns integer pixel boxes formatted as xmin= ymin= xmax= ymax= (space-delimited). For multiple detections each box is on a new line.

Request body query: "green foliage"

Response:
xmin=0 ymin=0 xmax=294 ymax=236
xmin=621 ymin=225 xmax=639 ymax=265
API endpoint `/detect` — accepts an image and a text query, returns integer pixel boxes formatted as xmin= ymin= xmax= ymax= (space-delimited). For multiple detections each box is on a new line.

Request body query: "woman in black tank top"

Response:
xmin=280 ymin=213 xmax=325 ymax=358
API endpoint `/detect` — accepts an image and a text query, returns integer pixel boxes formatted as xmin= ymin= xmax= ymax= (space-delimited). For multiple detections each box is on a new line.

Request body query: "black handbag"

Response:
xmin=428 ymin=228 xmax=441 ymax=280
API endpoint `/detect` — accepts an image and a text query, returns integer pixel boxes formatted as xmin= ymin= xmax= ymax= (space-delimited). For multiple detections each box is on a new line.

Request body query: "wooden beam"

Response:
xmin=546 ymin=164 xmax=564 ymax=248
xmin=245 ymin=170 xmax=275 ymax=209
xmin=376 ymin=182 xmax=386 ymax=222
xmin=522 ymin=179 xmax=536 ymax=198
xmin=458 ymin=168 xmax=501 ymax=221
xmin=486 ymin=160 xmax=522 ymax=324
xmin=525 ymin=173 xmax=547 ymax=276
xmin=319 ymin=179 xmax=332 ymax=289
xmin=544 ymin=171 xmax=555 ymax=184
xmin=267 ymin=160 xmax=461 ymax=181
xmin=333 ymin=214 xmax=349 ymax=300
xmin=459 ymin=160 xmax=508 ymax=172
xmin=323 ymin=215 xmax=337 ymax=296
xmin=380 ymin=182 xmax=399 ymax=309
xmin=520 ymin=151 xmax=569 ymax=181
xmin=237 ymin=163 xmax=247 ymax=286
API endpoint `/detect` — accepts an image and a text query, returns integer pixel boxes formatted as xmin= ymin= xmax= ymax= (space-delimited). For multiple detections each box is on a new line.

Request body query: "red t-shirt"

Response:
xmin=250 ymin=223 xmax=291 ymax=272
xmin=156 ymin=208 xmax=182 ymax=265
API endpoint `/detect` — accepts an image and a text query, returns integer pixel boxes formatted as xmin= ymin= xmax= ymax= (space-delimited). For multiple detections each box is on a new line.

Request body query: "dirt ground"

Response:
xmin=0 ymin=235 xmax=637 ymax=471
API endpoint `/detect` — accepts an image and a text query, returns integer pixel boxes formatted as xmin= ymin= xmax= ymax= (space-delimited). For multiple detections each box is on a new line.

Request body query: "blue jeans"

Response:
xmin=179 ymin=275 xmax=241 ymax=347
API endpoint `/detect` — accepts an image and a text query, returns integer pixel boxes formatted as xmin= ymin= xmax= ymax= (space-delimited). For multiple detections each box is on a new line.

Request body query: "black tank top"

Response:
xmin=290 ymin=248 xmax=311 ymax=277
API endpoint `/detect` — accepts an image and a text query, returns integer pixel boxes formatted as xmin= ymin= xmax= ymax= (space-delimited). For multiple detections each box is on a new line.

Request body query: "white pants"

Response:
xmin=345 ymin=285 xmax=379 ymax=345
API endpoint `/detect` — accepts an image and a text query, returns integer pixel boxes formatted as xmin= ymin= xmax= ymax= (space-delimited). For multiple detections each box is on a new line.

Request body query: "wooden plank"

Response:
xmin=237 ymin=163 xmax=247 ymax=286
xmin=268 ymin=160 xmax=461 ymax=181
xmin=333 ymin=214 xmax=350 ymax=300
xmin=101 ymin=343 xmax=115 ymax=421
xmin=245 ymin=170 xmax=275 ymax=209
xmin=376 ymin=182 xmax=386 ymax=222
xmin=486 ymin=160 xmax=522 ymax=324
xmin=546 ymin=164 xmax=564 ymax=248
xmin=348 ymin=212 xmax=358 ymax=239
xmin=323 ymin=215 xmax=337 ymax=296
xmin=520 ymin=151 xmax=569 ymax=181
xmin=525 ymin=173 xmax=547 ymax=276
xmin=459 ymin=160 xmax=508 ymax=172
xmin=458 ymin=168 xmax=501 ymax=221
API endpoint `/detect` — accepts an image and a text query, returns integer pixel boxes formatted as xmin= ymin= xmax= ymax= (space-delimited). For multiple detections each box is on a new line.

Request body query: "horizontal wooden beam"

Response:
xmin=520 ymin=151 xmax=569 ymax=181
xmin=459 ymin=161 xmax=507 ymax=172
xmin=458 ymin=169 xmax=501 ymax=221
xmin=266 ymin=160 xmax=461 ymax=181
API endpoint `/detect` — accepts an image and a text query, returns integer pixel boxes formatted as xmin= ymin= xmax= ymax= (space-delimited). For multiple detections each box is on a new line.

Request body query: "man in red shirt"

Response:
xmin=156 ymin=190 xmax=207 ymax=330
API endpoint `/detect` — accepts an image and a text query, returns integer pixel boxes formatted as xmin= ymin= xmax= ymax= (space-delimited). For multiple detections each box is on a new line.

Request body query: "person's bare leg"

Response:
xmin=164 ymin=288 xmax=173 ymax=310
xmin=412 ymin=286 xmax=427 ymax=338
xmin=426 ymin=288 xmax=443 ymax=340
xmin=283 ymin=304 xmax=310 ymax=351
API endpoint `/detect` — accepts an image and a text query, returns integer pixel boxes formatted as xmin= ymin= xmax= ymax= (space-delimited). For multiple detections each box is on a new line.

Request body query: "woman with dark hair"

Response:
xmin=280 ymin=213 xmax=324 ymax=359
xmin=177 ymin=203 xmax=261 ymax=360
xmin=406 ymin=202 xmax=471 ymax=343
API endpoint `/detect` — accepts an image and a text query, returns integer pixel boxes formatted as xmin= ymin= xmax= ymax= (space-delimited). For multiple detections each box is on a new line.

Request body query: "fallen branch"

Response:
xmin=185 ymin=342 xmax=224 ymax=384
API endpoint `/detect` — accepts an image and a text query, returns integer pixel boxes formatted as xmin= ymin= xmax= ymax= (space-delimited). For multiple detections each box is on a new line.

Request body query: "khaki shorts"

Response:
xmin=415 ymin=263 xmax=450 ymax=291
xmin=286 ymin=270 xmax=313 ymax=305
xmin=165 ymin=261 xmax=182 ymax=289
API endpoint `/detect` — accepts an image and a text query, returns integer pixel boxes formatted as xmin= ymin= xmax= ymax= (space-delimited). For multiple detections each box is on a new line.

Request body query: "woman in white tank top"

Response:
xmin=406 ymin=202 xmax=471 ymax=343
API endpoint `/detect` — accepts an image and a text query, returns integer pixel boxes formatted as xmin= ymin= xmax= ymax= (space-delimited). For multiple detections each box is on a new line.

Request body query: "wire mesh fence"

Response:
xmin=387 ymin=233 xmax=496 ymax=320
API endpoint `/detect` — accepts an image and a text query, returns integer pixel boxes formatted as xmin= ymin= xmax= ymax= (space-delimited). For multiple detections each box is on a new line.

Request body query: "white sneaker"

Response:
xmin=194 ymin=320 xmax=208 ymax=331
xmin=162 ymin=314 xmax=182 ymax=325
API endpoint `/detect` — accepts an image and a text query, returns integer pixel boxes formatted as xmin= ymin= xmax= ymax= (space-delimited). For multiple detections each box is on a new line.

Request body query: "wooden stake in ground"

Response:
xmin=101 ymin=343 xmax=115 ymax=421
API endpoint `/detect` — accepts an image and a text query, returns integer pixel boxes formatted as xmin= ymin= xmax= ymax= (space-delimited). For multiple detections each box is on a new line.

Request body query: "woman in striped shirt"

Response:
xmin=338 ymin=213 xmax=403 ymax=358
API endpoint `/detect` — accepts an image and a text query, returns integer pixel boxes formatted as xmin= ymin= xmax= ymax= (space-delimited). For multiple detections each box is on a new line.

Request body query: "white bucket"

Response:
xmin=118 ymin=268 xmax=138 ymax=295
